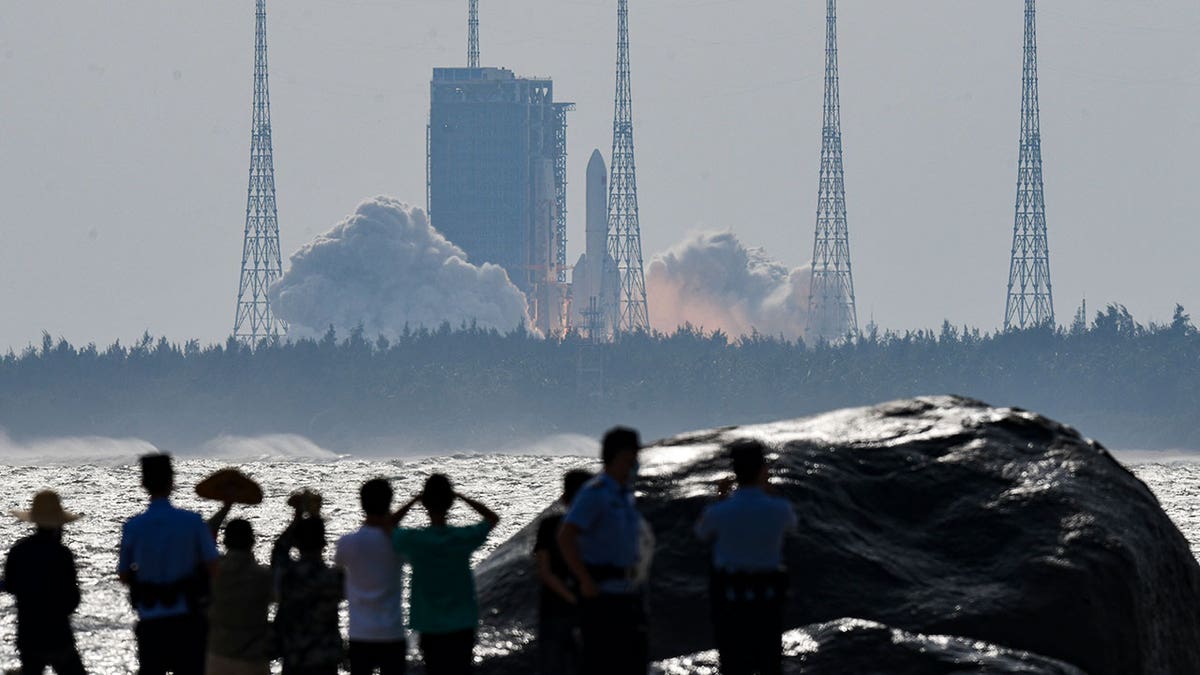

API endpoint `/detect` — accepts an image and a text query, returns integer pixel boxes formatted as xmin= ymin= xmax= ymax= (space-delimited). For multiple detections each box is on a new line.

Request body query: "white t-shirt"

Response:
xmin=334 ymin=525 xmax=406 ymax=641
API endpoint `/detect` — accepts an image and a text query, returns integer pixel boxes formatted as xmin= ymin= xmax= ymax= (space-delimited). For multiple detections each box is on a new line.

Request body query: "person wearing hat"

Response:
xmin=695 ymin=440 xmax=797 ymax=675
xmin=4 ymin=490 xmax=86 ymax=675
xmin=558 ymin=426 xmax=651 ymax=675
xmin=118 ymin=453 xmax=220 ymax=675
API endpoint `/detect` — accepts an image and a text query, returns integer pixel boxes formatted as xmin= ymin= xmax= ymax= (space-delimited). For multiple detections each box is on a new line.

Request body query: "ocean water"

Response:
xmin=0 ymin=447 xmax=1193 ymax=673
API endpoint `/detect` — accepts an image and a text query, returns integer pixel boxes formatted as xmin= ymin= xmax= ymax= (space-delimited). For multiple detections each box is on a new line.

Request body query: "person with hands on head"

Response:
xmin=557 ymin=427 xmax=649 ymax=675
xmin=335 ymin=478 xmax=408 ymax=675
xmin=392 ymin=474 xmax=499 ymax=675
xmin=695 ymin=440 xmax=797 ymax=675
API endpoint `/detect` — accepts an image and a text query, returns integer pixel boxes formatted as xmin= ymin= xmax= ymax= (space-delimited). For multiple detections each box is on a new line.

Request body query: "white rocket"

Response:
xmin=571 ymin=149 xmax=619 ymax=332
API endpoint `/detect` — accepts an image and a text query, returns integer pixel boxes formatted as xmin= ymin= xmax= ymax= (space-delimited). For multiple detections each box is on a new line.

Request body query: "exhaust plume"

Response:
xmin=646 ymin=230 xmax=811 ymax=340
xmin=270 ymin=197 xmax=532 ymax=338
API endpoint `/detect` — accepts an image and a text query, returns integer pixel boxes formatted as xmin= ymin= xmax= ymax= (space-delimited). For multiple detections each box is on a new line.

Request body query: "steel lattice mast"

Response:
xmin=806 ymin=0 xmax=858 ymax=342
xmin=604 ymin=0 xmax=649 ymax=334
xmin=467 ymin=0 xmax=480 ymax=68
xmin=1004 ymin=0 xmax=1054 ymax=330
xmin=233 ymin=0 xmax=286 ymax=344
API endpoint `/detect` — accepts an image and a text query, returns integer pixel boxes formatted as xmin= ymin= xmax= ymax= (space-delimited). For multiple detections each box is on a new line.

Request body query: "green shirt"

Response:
xmin=392 ymin=521 xmax=492 ymax=634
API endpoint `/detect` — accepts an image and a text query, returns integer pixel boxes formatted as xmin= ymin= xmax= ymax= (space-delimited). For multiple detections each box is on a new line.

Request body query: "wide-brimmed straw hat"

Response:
xmin=195 ymin=468 xmax=264 ymax=505
xmin=12 ymin=490 xmax=81 ymax=528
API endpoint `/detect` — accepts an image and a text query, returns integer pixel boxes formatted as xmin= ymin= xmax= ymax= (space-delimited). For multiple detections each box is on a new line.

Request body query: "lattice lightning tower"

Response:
xmin=233 ymin=0 xmax=286 ymax=343
xmin=1004 ymin=0 xmax=1054 ymax=330
xmin=806 ymin=0 xmax=858 ymax=342
xmin=604 ymin=0 xmax=649 ymax=334
xmin=468 ymin=0 xmax=480 ymax=68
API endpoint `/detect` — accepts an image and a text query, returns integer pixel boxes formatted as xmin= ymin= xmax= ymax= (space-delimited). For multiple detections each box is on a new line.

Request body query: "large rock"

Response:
xmin=475 ymin=396 xmax=1200 ymax=673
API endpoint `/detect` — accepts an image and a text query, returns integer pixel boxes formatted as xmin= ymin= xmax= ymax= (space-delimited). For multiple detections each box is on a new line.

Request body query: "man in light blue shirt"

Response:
xmin=559 ymin=426 xmax=648 ymax=675
xmin=695 ymin=440 xmax=797 ymax=675
xmin=118 ymin=454 xmax=219 ymax=675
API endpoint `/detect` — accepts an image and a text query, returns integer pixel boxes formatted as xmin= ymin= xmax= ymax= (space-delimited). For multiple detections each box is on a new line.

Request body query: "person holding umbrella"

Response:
xmin=4 ymin=490 xmax=86 ymax=675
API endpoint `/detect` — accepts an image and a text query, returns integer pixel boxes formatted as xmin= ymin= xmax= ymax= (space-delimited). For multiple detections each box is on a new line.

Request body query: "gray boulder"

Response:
xmin=476 ymin=396 xmax=1200 ymax=673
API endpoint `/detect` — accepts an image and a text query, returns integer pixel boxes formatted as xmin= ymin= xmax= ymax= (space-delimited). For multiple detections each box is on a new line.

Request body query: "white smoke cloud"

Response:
xmin=645 ymin=230 xmax=811 ymax=340
xmin=270 ymin=197 xmax=532 ymax=338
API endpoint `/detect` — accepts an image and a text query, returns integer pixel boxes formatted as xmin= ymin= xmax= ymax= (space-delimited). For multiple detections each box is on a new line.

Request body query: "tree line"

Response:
xmin=0 ymin=303 xmax=1196 ymax=450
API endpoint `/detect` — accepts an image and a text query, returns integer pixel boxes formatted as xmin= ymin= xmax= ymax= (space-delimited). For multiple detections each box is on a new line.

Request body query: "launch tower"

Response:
xmin=468 ymin=0 xmax=480 ymax=69
xmin=1004 ymin=0 xmax=1055 ymax=330
xmin=806 ymin=0 xmax=858 ymax=343
xmin=233 ymin=0 xmax=286 ymax=344
xmin=604 ymin=0 xmax=650 ymax=334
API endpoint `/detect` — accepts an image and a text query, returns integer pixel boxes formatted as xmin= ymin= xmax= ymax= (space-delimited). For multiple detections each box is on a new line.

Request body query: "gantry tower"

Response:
xmin=468 ymin=0 xmax=480 ymax=68
xmin=1004 ymin=0 xmax=1054 ymax=330
xmin=233 ymin=0 xmax=286 ymax=343
xmin=807 ymin=0 xmax=858 ymax=342
xmin=604 ymin=0 xmax=650 ymax=334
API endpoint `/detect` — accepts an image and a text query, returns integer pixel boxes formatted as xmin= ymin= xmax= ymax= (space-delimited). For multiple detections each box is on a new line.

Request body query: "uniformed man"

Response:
xmin=118 ymin=454 xmax=220 ymax=675
xmin=558 ymin=426 xmax=649 ymax=675
xmin=695 ymin=440 xmax=797 ymax=675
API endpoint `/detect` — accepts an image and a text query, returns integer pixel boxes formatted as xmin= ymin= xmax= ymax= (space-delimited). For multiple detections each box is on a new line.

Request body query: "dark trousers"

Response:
xmin=579 ymin=594 xmax=648 ymax=675
xmin=419 ymin=630 xmax=475 ymax=675
xmin=136 ymin=613 xmax=207 ymax=675
xmin=19 ymin=644 xmax=85 ymax=675
xmin=349 ymin=639 xmax=407 ymax=674
xmin=537 ymin=614 xmax=581 ymax=675
xmin=712 ymin=594 xmax=784 ymax=675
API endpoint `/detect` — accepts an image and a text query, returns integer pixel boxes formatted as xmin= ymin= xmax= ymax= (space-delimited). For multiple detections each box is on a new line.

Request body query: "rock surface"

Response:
xmin=475 ymin=396 xmax=1200 ymax=674
xmin=654 ymin=619 xmax=1084 ymax=674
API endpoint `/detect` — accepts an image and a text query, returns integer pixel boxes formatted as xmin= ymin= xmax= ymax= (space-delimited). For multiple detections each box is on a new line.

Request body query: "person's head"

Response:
xmin=224 ymin=519 xmax=255 ymax=553
xmin=140 ymin=454 xmax=174 ymax=497
xmin=360 ymin=478 xmax=394 ymax=518
xmin=601 ymin=426 xmax=641 ymax=485
xmin=294 ymin=515 xmax=326 ymax=555
xmin=13 ymin=490 xmax=80 ymax=535
xmin=562 ymin=470 xmax=592 ymax=506
xmin=420 ymin=474 xmax=454 ymax=518
xmin=730 ymin=440 xmax=769 ymax=486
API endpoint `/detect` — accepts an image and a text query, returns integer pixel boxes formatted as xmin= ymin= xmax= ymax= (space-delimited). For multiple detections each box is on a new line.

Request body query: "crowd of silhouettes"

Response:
xmin=1 ymin=426 xmax=797 ymax=674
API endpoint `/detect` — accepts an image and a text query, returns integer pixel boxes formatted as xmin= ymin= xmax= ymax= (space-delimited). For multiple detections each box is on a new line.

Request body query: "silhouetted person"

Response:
xmin=207 ymin=519 xmax=273 ymax=675
xmin=4 ymin=490 xmax=86 ymax=675
xmin=559 ymin=427 xmax=650 ymax=675
xmin=392 ymin=474 xmax=499 ymax=675
xmin=336 ymin=478 xmax=407 ymax=674
xmin=273 ymin=502 xmax=344 ymax=675
xmin=695 ymin=440 xmax=797 ymax=675
xmin=533 ymin=469 xmax=592 ymax=675
xmin=119 ymin=454 xmax=220 ymax=675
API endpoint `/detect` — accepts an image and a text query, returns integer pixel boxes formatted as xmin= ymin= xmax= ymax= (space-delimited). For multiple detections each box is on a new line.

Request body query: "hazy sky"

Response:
xmin=1 ymin=0 xmax=1198 ymax=350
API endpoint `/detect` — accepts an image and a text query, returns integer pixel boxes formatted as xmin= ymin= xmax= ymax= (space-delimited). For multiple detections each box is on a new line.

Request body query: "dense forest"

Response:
xmin=1 ymin=303 xmax=1198 ymax=451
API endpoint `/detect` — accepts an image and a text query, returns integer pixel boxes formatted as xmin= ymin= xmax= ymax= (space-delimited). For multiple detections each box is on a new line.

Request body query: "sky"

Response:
xmin=1 ymin=0 xmax=1198 ymax=351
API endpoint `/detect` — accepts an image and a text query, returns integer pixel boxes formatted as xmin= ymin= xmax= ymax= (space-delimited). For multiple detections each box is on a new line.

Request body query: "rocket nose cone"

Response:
xmin=587 ymin=149 xmax=606 ymax=175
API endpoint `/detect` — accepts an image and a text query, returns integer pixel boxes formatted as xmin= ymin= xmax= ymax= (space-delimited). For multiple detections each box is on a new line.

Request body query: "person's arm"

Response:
xmin=207 ymin=501 xmax=234 ymax=539
xmin=389 ymin=494 xmax=422 ymax=527
xmin=65 ymin=550 xmax=81 ymax=614
xmin=455 ymin=492 xmax=500 ymax=528
xmin=557 ymin=522 xmax=597 ymax=599
xmin=271 ymin=509 xmax=303 ymax=570
xmin=536 ymin=550 xmax=577 ymax=605
xmin=117 ymin=524 xmax=134 ymax=585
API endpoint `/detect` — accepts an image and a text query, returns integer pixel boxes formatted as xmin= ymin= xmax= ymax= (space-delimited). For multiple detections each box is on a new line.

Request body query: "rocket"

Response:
xmin=585 ymin=149 xmax=608 ymax=288
xmin=571 ymin=149 xmax=619 ymax=332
